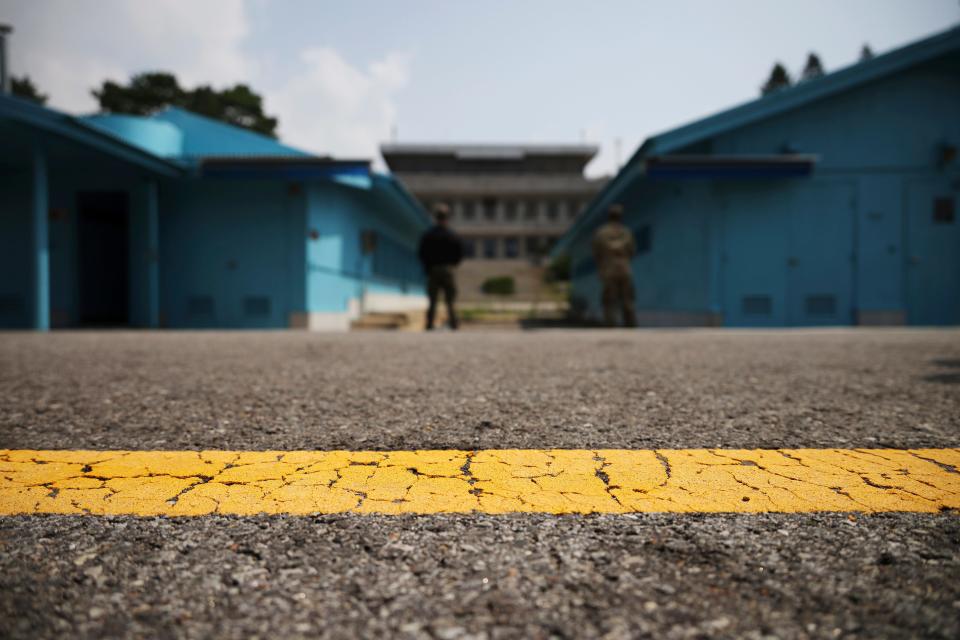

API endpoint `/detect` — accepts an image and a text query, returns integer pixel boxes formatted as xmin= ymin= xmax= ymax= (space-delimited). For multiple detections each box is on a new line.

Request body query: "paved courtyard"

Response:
xmin=1 ymin=329 xmax=959 ymax=638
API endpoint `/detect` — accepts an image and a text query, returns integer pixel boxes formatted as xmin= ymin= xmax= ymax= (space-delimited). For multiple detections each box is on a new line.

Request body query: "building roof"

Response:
xmin=81 ymin=107 xmax=311 ymax=162
xmin=370 ymin=173 xmax=434 ymax=232
xmin=553 ymin=25 xmax=960 ymax=255
xmin=381 ymin=143 xmax=599 ymax=159
xmin=0 ymin=93 xmax=184 ymax=176
xmin=1 ymin=94 xmax=429 ymax=230
xmin=150 ymin=107 xmax=311 ymax=159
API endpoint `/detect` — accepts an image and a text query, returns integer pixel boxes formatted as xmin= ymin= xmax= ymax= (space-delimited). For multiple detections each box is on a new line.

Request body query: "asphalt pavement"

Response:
xmin=1 ymin=329 xmax=959 ymax=638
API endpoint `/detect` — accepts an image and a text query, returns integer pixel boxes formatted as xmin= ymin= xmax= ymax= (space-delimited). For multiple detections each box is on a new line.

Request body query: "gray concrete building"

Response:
xmin=380 ymin=143 xmax=607 ymax=301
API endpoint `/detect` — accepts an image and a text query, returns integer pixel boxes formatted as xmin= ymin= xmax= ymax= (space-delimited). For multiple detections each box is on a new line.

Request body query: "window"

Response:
xmin=568 ymin=200 xmax=580 ymax=220
xmin=360 ymin=230 xmax=377 ymax=255
xmin=462 ymin=238 xmax=476 ymax=259
xmin=504 ymin=201 xmax=518 ymax=222
xmin=934 ymin=197 xmax=955 ymax=223
xmin=546 ymin=201 xmax=559 ymax=222
xmin=483 ymin=237 xmax=498 ymax=259
xmin=504 ymin=237 xmax=519 ymax=258
xmin=525 ymin=236 xmax=542 ymax=257
xmin=636 ymin=225 xmax=652 ymax=254
xmin=524 ymin=201 xmax=539 ymax=221
xmin=483 ymin=198 xmax=497 ymax=221
xmin=462 ymin=201 xmax=476 ymax=221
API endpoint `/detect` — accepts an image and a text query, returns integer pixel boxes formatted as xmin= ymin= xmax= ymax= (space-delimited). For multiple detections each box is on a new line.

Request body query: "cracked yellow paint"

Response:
xmin=0 ymin=448 xmax=958 ymax=516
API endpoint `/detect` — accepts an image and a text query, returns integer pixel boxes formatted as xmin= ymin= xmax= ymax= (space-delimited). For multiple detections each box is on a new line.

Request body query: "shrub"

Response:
xmin=481 ymin=276 xmax=515 ymax=296
xmin=544 ymin=254 xmax=571 ymax=283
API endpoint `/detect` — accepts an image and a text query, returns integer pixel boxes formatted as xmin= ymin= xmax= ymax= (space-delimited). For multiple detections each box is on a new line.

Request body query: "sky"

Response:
xmin=1 ymin=0 xmax=958 ymax=176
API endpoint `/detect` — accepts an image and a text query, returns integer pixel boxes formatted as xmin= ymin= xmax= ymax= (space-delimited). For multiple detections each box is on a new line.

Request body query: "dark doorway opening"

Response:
xmin=77 ymin=192 xmax=129 ymax=326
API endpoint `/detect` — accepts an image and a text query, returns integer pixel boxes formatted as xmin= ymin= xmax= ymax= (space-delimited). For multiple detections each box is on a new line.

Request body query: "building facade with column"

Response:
xmin=0 ymin=96 xmax=429 ymax=331
xmin=554 ymin=26 xmax=959 ymax=326
xmin=380 ymin=143 xmax=607 ymax=300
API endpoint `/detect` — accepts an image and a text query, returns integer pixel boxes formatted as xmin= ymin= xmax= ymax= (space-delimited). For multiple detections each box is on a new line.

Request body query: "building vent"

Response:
xmin=187 ymin=296 xmax=215 ymax=317
xmin=805 ymin=295 xmax=837 ymax=316
xmin=741 ymin=295 xmax=772 ymax=316
xmin=244 ymin=296 xmax=271 ymax=317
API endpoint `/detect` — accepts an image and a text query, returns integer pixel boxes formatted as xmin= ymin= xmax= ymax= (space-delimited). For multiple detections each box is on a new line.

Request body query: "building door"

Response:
xmin=77 ymin=192 xmax=129 ymax=326
xmin=721 ymin=181 xmax=856 ymax=327
xmin=904 ymin=176 xmax=960 ymax=325
xmin=785 ymin=181 xmax=856 ymax=326
xmin=721 ymin=186 xmax=790 ymax=326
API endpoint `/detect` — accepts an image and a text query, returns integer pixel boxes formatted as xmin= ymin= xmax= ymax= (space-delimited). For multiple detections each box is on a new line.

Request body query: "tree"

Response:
xmin=760 ymin=63 xmax=792 ymax=96
xmin=92 ymin=72 xmax=278 ymax=137
xmin=859 ymin=44 xmax=875 ymax=62
xmin=800 ymin=53 xmax=825 ymax=82
xmin=11 ymin=75 xmax=47 ymax=105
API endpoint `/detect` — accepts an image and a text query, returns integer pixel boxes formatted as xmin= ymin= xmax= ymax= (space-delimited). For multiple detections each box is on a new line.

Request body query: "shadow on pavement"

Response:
xmin=923 ymin=372 xmax=960 ymax=385
xmin=931 ymin=358 xmax=960 ymax=368
xmin=923 ymin=358 xmax=960 ymax=384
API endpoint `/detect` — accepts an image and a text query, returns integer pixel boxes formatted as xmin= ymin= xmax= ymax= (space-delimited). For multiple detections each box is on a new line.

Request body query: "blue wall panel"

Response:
xmin=855 ymin=175 xmax=905 ymax=313
xmin=305 ymin=181 xmax=424 ymax=315
xmin=720 ymin=184 xmax=790 ymax=326
xmin=784 ymin=181 xmax=856 ymax=326
xmin=904 ymin=174 xmax=960 ymax=324
xmin=161 ymin=180 xmax=301 ymax=328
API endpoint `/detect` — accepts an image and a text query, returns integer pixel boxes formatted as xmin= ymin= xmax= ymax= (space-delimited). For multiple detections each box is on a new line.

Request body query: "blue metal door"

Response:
xmin=905 ymin=176 xmax=960 ymax=325
xmin=785 ymin=181 xmax=856 ymax=326
xmin=721 ymin=185 xmax=789 ymax=326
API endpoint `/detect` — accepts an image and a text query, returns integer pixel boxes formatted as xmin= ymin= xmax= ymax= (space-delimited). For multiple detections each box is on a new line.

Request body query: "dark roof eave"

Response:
xmin=373 ymin=173 xmax=433 ymax=231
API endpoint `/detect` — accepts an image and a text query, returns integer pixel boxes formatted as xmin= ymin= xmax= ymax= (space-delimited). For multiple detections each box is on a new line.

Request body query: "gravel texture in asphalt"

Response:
xmin=1 ymin=513 xmax=958 ymax=639
xmin=1 ymin=329 xmax=959 ymax=639
xmin=1 ymin=329 xmax=958 ymax=451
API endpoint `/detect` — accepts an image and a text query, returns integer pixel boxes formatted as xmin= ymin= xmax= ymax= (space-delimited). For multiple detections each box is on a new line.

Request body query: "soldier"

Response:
xmin=592 ymin=203 xmax=637 ymax=327
xmin=418 ymin=203 xmax=464 ymax=330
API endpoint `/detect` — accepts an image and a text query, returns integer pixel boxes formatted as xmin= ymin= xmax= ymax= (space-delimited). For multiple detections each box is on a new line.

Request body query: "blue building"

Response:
xmin=0 ymin=98 xmax=428 ymax=330
xmin=556 ymin=27 xmax=960 ymax=327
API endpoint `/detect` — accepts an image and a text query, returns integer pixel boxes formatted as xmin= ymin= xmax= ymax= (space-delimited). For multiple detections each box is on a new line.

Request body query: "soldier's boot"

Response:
xmin=623 ymin=303 xmax=637 ymax=328
xmin=602 ymin=282 xmax=617 ymax=327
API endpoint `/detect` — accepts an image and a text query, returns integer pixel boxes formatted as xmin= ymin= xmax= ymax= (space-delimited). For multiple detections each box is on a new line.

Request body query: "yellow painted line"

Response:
xmin=1 ymin=448 xmax=958 ymax=516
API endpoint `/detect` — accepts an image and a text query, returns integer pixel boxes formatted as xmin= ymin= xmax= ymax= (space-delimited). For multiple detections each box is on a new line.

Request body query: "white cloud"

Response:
xmin=4 ymin=0 xmax=252 ymax=113
xmin=268 ymin=48 xmax=411 ymax=163
xmin=2 ymin=0 xmax=408 ymax=162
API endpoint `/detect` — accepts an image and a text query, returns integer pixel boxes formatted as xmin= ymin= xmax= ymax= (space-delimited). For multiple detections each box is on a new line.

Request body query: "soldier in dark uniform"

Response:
xmin=418 ymin=203 xmax=464 ymax=330
xmin=592 ymin=203 xmax=637 ymax=327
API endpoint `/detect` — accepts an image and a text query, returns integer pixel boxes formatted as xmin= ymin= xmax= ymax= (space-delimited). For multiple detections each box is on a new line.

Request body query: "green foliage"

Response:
xmin=760 ymin=63 xmax=792 ymax=96
xmin=544 ymin=254 xmax=571 ymax=283
xmin=92 ymin=72 xmax=278 ymax=137
xmin=11 ymin=75 xmax=47 ymax=105
xmin=481 ymin=276 xmax=516 ymax=296
xmin=800 ymin=53 xmax=825 ymax=82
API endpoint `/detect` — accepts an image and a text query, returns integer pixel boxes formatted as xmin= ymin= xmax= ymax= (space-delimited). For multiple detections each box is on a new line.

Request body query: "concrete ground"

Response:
xmin=1 ymin=329 xmax=958 ymax=638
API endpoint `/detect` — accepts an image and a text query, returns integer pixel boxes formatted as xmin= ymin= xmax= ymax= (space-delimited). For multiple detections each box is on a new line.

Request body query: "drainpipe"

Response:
xmin=0 ymin=24 xmax=11 ymax=94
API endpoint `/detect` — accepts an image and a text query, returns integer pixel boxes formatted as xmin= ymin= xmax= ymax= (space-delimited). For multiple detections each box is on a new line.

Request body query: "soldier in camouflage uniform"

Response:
xmin=592 ymin=204 xmax=637 ymax=327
